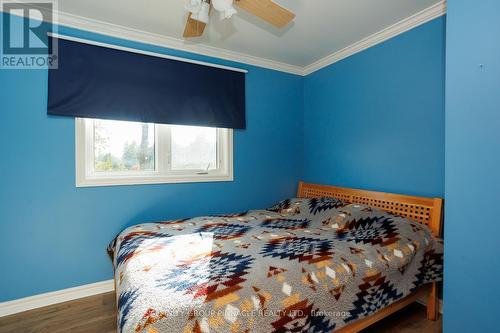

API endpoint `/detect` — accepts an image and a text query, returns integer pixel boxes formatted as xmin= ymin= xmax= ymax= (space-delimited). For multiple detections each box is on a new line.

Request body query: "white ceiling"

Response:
xmin=57 ymin=0 xmax=442 ymax=68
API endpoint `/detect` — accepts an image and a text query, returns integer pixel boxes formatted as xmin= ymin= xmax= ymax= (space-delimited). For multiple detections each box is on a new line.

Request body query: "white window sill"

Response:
xmin=76 ymin=173 xmax=234 ymax=187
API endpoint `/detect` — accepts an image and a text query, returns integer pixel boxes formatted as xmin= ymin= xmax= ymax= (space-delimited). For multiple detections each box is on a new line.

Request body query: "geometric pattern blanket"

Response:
xmin=108 ymin=197 xmax=443 ymax=333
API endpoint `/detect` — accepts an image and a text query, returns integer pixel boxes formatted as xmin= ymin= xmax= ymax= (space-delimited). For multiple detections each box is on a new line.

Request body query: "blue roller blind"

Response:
xmin=47 ymin=37 xmax=246 ymax=129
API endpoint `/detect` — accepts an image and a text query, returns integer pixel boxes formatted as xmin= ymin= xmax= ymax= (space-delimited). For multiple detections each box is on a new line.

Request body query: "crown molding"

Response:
xmin=302 ymin=1 xmax=447 ymax=75
xmin=2 ymin=1 xmax=446 ymax=76
xmin=51 ymin=10 xmax=305 ymax=76
xmin=0 ymin=280 xmax=114 ymax=317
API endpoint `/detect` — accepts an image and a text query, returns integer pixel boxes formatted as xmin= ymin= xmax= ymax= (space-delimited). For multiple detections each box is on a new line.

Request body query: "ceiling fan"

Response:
xmin=183 ymin=0 xmax=295 ymax=38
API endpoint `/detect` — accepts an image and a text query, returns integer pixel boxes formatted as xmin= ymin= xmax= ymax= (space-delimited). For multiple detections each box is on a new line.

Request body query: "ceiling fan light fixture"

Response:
xmin=185 ymin=0 xmax=202 ymax=13
xmin=191 ymin=0 xmax=210 ymax=24
xmin=212 ymin=0 xmax=237 ymax=20
xmin=182 ymin=0 xmax=296 ymax=38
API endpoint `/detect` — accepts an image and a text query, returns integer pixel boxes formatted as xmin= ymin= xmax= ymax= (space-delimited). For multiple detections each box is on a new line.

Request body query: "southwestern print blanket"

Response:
xmin=109 ymin=197 xmax=443 ymax=333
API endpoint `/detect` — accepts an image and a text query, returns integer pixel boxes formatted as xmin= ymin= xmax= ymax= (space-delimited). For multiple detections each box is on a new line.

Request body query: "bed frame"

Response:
xmin=297 ymin=181 xmax=443 ymax=333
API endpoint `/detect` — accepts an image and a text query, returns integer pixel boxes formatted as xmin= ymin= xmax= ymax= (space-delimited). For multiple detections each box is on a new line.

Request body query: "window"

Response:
xmin=76 ymin=118 xmax=233 ymax=187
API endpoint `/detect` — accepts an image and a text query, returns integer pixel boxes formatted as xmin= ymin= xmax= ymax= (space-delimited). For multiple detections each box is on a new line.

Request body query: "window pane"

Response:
xmin=171 ymin=125 xmax=217 ymax=170
xmin=94 ymin=119 xmax=155 ymax=172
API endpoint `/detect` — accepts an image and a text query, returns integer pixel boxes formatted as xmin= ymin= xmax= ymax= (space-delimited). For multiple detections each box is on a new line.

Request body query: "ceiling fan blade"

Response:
xmin=234 ymin=0 xmax=295 ymax=28
xmin=183 ymin=13 xmax=207 ymax=38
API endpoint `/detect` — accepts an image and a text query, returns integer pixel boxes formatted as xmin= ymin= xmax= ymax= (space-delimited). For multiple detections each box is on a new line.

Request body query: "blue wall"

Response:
xmin=444 ymin=1 xmax=500 ymax=332
xmin=0 ymin=14 xmax=449 ymax=304
xmin=0 ymin=14 xmax=303 ymax=302
xmin=303 ymin=17 xmax=445 ymax=198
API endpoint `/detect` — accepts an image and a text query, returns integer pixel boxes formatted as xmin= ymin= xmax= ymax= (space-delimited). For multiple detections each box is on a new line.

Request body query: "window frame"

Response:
xmin=75 ymin=118 xmax=233 ymax=187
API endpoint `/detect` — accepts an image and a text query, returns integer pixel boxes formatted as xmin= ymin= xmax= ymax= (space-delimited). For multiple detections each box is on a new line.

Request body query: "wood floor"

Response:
xmin=0 ymin=292 xmax=116 ymax=333
xmin=0 ymin=293 xmax=441 ymax=333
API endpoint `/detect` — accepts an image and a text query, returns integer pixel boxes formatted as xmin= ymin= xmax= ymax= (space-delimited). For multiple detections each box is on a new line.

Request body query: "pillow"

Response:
xmin=267 ymin=197 xmax=346 ymax=217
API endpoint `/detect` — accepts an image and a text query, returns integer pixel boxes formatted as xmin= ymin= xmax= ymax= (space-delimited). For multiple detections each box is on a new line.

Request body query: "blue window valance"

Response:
xmin=47 ymin=37 xmax=246 ymax=129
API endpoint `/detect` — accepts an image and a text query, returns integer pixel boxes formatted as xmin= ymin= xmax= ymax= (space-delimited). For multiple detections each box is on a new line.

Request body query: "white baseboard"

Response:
xmin=0 ymin=279 xmax=115 ymax=317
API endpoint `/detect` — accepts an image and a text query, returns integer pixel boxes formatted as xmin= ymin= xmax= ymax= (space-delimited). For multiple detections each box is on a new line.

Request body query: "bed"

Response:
xmin=108 ymin=182 xmax=443 ymax=333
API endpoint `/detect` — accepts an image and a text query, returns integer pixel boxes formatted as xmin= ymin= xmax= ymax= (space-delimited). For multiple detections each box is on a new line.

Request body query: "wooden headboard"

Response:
xmin=297 ymin=182 xmax=443 ymax=237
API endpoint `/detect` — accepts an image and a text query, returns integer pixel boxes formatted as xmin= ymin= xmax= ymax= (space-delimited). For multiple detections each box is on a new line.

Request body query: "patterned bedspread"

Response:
xmin=109 ymin=197 xmax=443 ymax=333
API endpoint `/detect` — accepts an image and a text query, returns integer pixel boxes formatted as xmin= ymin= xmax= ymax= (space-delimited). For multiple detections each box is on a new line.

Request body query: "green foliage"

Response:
xmin=95 ymin=123 xmax=154 ymax=172
xmin=95 ymin=153 xmax=124 ymax=171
